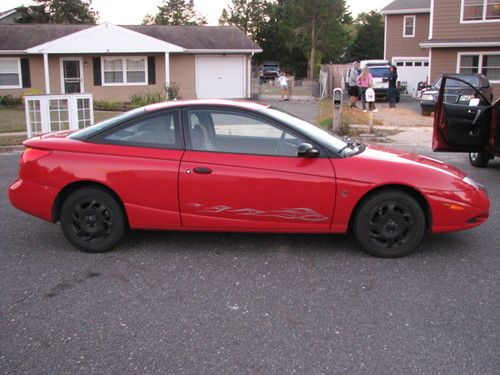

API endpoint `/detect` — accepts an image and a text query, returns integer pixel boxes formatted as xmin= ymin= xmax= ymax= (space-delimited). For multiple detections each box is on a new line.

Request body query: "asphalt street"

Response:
xmin=1 ymin=143 xmax=499 ymax=374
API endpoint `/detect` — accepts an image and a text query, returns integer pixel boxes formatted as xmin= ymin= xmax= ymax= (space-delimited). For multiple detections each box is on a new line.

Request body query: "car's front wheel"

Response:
xmin=353 ymin=190 xmax=426 ymax=258
xmin=60 ymin=187 xmax=126 ymax=253
xmin=469 ymin=152 xmax=491 ymax=168
xmin=421 ymin=108 xmax=432 ymax=116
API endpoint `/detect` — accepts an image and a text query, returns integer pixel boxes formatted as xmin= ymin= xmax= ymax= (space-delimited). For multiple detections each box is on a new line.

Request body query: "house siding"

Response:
xmin=169 ymin=54 xmax=196 ymax=99
xmin=386 ymin=13 xmax=430 ymax=60
xmin=433 ymin=0 xmax=500 ymax=39
xmin=430 ymin=47 xmax=500 ymax=100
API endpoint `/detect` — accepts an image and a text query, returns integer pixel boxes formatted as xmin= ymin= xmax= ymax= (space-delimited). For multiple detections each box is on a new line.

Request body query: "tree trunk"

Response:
xmin=308 ymin=13 xmax=317 ymax=81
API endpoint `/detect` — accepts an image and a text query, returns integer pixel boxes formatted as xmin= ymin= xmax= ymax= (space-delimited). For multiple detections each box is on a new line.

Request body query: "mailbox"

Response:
xmin=333 ymin=88 xmax=343 ymax=106
xmin=365 ymin=88 xmax=375 ymax=102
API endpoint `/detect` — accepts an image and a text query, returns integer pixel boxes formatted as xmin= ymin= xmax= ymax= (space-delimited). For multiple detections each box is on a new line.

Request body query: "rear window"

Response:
xmin=369 ymin=67 xmax=390 ymax=78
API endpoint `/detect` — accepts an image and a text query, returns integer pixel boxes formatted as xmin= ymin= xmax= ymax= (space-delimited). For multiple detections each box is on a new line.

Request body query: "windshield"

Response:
xmin=69 ymin=107 xmax=145 ymax=140
xmin=260 ymin=107 xmax=348 ymax=152
xmin=263 ymin=66 xmax=279 ymax=72
xmin=432 ymin=76 xmax=477 ymax=89
xmin=369 ymin=67 xmax=390 ymax=78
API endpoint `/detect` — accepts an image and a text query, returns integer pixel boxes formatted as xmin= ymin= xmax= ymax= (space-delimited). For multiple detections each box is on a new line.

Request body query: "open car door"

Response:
xmin=433 ymin=75 xmax=495 ymax=152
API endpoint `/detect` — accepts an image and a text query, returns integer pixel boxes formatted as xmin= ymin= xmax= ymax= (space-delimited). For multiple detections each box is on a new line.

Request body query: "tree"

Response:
xmin=142 ymin=0 xmax=207 ymax=26
xmin=285 ymin=0 xmax=350 ymax=80
xmin=347 ymin=11 xmax=384 ymax=62
xmin=16 ymin=0 xmax=98 ymax=24
xmin=218 ymin=0 xmax=268 ymax=40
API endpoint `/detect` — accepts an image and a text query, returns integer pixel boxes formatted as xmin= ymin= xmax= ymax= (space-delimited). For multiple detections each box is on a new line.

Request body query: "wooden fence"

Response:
xmin=320 ymin=64 xmax=351 ymax=97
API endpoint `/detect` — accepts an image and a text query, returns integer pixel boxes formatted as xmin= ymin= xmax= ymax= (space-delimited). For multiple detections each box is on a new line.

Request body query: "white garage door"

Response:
xmin=196 ymin=55 xmax=246 ymax=99
xmin=393 ymin=58 xmax=429 ymax=95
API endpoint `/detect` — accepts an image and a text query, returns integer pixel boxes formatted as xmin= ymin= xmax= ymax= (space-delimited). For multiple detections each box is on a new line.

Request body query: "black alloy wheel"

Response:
xmin=353 ymin=190 xmax=425 ymax=258
xmin=60 ymin=187 xmax=125 ymax=253
xmin=469 ymin=152 xmax=490 ymax=168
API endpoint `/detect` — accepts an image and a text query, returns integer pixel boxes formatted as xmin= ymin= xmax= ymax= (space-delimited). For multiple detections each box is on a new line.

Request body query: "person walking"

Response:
xmin=346 ymin=61 xmax=360 ymax=108
xmin=356 ymin=66 xmax=377 ymax=112
xmin=388 ymin=65 xmax=398 ymax=108
xmin=277 ymin=72 xmax=289 ymax=101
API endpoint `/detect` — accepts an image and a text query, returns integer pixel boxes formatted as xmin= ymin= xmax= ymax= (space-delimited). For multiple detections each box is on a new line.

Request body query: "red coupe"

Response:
xmin=9 ymin=100 xmax=490 ymax=257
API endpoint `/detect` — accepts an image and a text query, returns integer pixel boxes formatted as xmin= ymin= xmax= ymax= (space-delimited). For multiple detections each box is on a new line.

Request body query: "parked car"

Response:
xmin=9 ymin=100 xmax=489 ymax=258
xmin=360 ymin=60 xmax=400 ymax=102
xmin=259 ymin=61 xmax=280 ymax=83
xmin=420 ymin=73 xmax=493 ymax=116
xmin=433 ymin=75 xmax=499 ymax=167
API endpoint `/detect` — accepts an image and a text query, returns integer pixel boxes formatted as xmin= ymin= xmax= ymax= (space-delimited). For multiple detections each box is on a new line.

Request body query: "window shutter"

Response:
xmin=20 ymin=58 xmax=31 ymax=88
xmin=93 ymin=57 xmax=101 ymax=86
xmin=148 ymin=56 xmax=156 ymax=85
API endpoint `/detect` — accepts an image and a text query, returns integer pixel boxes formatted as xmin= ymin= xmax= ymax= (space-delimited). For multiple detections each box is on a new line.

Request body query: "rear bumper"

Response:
xmin=9 ymin=178 xmax=58 ymax=222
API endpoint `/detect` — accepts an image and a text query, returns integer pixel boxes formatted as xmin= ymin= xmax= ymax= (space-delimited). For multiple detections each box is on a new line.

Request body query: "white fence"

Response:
xmin=24 ymin=94 xmax=94 ymax=138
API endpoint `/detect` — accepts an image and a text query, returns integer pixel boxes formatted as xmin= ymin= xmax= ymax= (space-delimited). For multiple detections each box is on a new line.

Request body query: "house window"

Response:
xmin=458 ymin=53 xmax=500 ymax=82
xmin=0 ymin=58 xmax=21 ymax=88
xmin=102 ymin=56 xmax=147 ymax=85
xmin=403 ymin=15 xmax=415 ymax=37
xmin=462 ymin=0 xmax=500 ymax=21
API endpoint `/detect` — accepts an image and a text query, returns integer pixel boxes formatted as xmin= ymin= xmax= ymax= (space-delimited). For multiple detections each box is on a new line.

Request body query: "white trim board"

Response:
xmin=26 ymin=23 xmax=185 ymax=54
xmin=381 ymin=8 xmax=430 ymax=15
xmin=420 ymin=41 xmax=500 ymax=48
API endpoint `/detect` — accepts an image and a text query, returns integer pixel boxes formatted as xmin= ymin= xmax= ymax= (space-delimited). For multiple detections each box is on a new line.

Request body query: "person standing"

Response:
xmin=388 ymin=65 xmax=398 ymax=109
xmin=277 ymin=72 xmax=289 ymax=101
xmin=356 ymin=66 xmax=377 ymax=112
xmin=347 ymin=61 xmax=360 ymax=108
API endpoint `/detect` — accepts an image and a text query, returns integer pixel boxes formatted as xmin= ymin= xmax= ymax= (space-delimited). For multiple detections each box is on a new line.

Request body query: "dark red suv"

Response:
xmin=433 ymin=75 xmax=499 ymax=167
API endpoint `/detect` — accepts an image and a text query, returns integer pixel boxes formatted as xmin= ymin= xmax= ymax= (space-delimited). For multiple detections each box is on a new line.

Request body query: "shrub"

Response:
xmin=94 ymin=100 xmax=121 ymax=111
xmin=165 ymin=82 xmax=181 ymax=100
xmin=0 ymin=95 xmax=22 ymax=108
xmin=20 ymin=88 xmax=43 ymax=101
xmin=130 ymin=91 xmax=165 ymax=108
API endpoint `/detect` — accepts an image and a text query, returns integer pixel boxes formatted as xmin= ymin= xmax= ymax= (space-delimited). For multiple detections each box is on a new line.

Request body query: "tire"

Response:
xmin=469 ymin=152 xmax=490 ymax=167
xmin=60 ymin=187 xmax=126 ymax=253
xmin=421 ymin=108 xmax=432 ymax=116
xmin=353 ymin=190 xmax=426 ymax=258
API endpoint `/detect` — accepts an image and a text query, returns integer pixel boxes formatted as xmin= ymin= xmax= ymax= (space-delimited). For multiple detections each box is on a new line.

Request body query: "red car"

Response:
xmin=433 ymin=74 xmax=499 ymax=167
xmin=9 ymin=99 xmax=490 ymax=258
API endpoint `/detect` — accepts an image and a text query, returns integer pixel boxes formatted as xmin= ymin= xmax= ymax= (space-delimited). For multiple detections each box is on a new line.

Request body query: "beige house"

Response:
xmin=0 ymin=23 xmax=261 ymax=102
xmin=382 ymin=0 xmax=500 ymax=99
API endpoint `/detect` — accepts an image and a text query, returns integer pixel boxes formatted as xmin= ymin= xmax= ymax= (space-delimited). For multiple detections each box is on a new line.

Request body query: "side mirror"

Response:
xmin=469 ymin=98 xmax=480 ymax=107
xmin=297 ymin=143 xmax=320 ymax=158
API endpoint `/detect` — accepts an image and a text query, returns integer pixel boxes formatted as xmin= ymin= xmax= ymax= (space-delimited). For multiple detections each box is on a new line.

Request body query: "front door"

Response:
xmin=62 ymin=59 xmax=83 ymax=94
xmin=179 ymin=107 xmax=336 ymax=230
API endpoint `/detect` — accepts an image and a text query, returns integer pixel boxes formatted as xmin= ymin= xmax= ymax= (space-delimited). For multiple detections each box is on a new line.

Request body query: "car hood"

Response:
xmin=360 ymin=145 xmax=467 ymax=179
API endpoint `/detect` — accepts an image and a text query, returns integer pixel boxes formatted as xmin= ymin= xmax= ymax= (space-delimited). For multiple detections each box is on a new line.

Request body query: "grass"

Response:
xmin=317 ymin=99 xmax=383 ymax=136
xmin=0 ymin=108 xmax=123 ymax=134
xmin=0 ymin=135 xmax=26 ymax=146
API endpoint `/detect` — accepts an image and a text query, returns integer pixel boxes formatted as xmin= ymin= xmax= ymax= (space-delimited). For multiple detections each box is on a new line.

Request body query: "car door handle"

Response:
xmin=193 ymin=167 xmax=212 ymax=174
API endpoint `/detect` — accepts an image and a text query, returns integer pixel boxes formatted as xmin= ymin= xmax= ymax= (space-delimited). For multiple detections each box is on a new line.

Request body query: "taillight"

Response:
xmin=19 ymin=147 xmax=52 ymax=165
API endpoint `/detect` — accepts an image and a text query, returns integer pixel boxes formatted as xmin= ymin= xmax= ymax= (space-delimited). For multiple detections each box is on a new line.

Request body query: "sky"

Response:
xmin=2 ymin=0 xmax=393 ymax=25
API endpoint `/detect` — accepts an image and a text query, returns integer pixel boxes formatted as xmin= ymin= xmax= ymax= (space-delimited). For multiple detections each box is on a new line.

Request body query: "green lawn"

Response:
xmin=0 ymin=108 xmax=123 ymax=134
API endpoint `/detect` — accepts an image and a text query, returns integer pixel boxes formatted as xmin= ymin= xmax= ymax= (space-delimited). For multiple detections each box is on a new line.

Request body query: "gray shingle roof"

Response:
xmin=0 ymin=24 xmax=261 ymax=51
xmin=381 ymin=0 xmax=430 ymax=13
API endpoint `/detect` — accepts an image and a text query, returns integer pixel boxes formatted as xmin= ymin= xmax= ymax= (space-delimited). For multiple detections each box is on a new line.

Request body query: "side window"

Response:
xmin=98 ymin=111 xmax=180 ymax=149
xmin=186 ymin=109 xmax=308 ymax=157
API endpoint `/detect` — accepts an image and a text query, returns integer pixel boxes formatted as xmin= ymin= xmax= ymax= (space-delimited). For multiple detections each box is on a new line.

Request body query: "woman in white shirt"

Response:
xmin=277 ymin=72 xmax=289 ymax=101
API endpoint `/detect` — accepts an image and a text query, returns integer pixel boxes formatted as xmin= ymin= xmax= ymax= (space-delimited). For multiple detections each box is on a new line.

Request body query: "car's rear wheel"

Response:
xmin=353 ymin=190 xmax=425 ymax=258
xmin=469 ymin=152 xmax=490 ymax=168
xmin=60 ymin=187 xmax=125 ymax=253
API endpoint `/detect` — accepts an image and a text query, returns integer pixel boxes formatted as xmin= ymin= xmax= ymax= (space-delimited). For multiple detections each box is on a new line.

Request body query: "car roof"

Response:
xmin=145 ymin=99 xmax=268 ymax=112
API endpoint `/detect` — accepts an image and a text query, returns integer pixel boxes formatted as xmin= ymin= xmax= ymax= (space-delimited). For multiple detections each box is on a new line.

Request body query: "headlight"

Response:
xmin=458 ymin=95 xmax=473 ymax=102
xmin=421 ymin=94 xmax=434 ymax=101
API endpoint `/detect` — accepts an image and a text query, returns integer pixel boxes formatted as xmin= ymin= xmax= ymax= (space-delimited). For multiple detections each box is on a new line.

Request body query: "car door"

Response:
xmin=89 ymin=109 xmax=184 ymax=229
xmin=178 ymin=107 xmax=336 ymax=230
xmin=433 ymin=75 xmax=494 ymax=152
